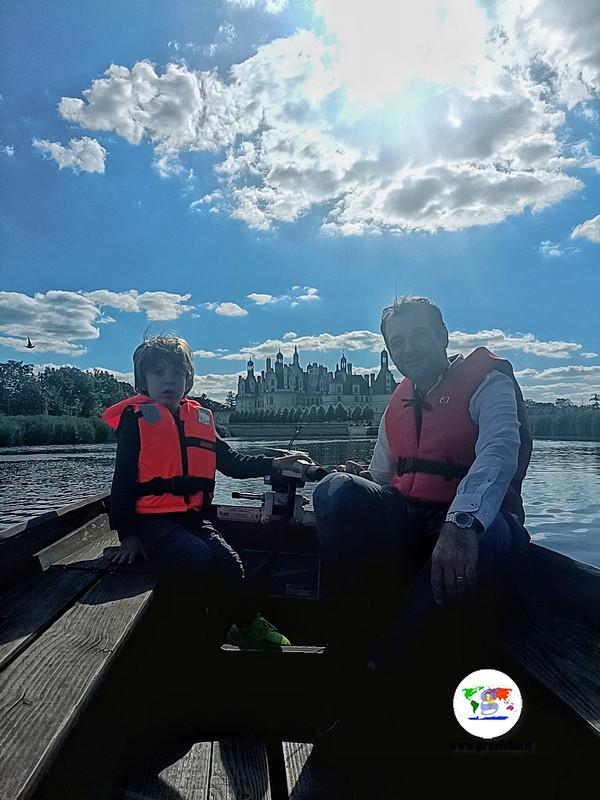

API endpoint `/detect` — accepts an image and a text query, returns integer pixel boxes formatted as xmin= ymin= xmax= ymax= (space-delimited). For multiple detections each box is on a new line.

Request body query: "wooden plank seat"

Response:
xmin=0 ymin=493 xmax=111 ymax=591
xmin=0 ymin=517 xmax=159 ymax=800
xmin=124 ymin=735 xmax=272 ymax=799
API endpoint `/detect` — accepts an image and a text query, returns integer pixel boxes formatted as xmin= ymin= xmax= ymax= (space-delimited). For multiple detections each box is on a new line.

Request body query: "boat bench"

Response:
xmin=123 ymin=733 xmax=370 ymax=800
xmin=0 ymin=510 xmax=158 ymax=800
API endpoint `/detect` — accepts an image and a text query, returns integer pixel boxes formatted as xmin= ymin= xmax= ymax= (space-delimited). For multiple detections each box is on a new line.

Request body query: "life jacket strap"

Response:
xmin=137 ymin=476 xmax=216 ymax=497
xmin=396 ymin=457 xmax=469 ymax=481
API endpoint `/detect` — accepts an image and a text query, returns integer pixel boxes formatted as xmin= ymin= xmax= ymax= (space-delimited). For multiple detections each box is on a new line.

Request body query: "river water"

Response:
xmin=1 ymin=438 xmax=599 ymax=567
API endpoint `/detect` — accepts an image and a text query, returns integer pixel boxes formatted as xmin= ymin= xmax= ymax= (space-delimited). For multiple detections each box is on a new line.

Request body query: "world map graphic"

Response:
xmin=460 ymin=686 xmax=516 ymax=720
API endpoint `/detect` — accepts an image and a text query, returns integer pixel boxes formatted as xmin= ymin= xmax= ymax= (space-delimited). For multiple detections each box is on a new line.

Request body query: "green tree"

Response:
xmin=0 ymin=360 xmax=45 ymax=415
xmin=89 ymin=369 xmax=133 ymax=413
xmin=554 ymin=398 xmax=573 ymax=410
xmin=192 ymin=392 xmax=227 ymax=411
xmin=334 ymin=403 xmax=347 ymax=421
xmin=41 ymin=366 xmax=96 ymax=416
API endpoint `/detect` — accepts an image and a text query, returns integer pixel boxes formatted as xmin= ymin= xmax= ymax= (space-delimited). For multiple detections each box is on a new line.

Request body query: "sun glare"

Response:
xmin=315 ymin=0 xmax=491 ymax=106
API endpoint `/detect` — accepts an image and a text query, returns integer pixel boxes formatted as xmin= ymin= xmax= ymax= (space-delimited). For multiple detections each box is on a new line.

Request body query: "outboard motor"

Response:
xmin=232 ymin=459 xmax=329 ymax=525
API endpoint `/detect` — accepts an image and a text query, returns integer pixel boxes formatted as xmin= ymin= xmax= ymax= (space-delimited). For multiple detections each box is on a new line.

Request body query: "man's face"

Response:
xmin=383 ymin=307 xmax=449 ymax=390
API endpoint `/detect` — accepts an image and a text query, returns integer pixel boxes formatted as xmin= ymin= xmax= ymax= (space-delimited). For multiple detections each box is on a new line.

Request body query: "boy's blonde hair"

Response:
xmin=133 ymin=335 xmax=195 ymax=396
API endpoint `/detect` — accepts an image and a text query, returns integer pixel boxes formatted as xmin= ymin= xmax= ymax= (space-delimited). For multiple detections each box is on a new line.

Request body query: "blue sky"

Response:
xmin=1 ymin=0 xmax=599 ymax=403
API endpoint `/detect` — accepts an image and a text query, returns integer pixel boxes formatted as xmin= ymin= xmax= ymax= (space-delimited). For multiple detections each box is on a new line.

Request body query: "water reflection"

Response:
xmin=0 ymin=444 xmax=117 ymax=527
xmin=521 ymin=440 xmax=600 ymax=565
xmin=1 ymin=438 xmax=599 ymax=566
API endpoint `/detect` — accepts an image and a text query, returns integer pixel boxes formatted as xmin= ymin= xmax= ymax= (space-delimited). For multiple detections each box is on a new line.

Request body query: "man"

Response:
xmin=313 ymin=296 xmax=532 ymax=674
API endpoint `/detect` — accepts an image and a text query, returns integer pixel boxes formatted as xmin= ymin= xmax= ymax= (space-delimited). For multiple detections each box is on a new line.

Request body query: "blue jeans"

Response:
xmin=312 ymin=473 xmax=530 ymax=669
xmin=132 ymin=514 xmax=258 ymax=629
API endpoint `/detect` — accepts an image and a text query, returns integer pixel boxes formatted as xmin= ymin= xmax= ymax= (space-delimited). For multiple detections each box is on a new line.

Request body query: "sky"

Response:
xmin=1 ymin=0 xmax=599 ymax=404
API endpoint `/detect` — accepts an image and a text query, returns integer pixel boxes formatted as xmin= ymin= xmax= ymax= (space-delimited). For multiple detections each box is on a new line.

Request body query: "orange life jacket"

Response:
xmin=385 ymin=348 xmax=531 ymax=521
xmin=103 ymin=394 xmax=216 ymax=514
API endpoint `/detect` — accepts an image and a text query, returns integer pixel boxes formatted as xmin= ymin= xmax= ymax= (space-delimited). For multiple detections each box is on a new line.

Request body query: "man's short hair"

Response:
xmin=380 ymin=296 xmax=446 ymax=341
xmin=133 ymin=334 xmax=195 ymax=395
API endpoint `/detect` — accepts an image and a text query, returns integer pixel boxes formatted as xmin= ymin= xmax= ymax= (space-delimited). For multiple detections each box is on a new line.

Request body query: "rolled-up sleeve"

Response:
xmin=368 ymin=408 xmax=397 ymax=486
xmin=449 ymin=371 xmax=521 ymax=530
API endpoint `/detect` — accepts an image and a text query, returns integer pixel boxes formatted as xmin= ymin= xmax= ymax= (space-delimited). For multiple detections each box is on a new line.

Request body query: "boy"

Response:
xmin=102 ymin=334 xmax=305 ymax=649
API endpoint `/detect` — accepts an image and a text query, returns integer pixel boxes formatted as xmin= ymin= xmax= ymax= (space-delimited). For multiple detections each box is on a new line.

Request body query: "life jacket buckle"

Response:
xmin=398 ymin=457 xmax=415 ymax=475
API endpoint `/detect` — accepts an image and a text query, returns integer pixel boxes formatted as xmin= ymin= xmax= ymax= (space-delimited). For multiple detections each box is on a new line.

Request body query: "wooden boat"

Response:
xmin=1 ymin=464 xmax=598 ymax=799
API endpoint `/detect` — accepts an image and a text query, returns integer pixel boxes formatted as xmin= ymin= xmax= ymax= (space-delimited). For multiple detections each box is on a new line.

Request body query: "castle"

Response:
xmin=234 ymin=346 xmax=397 ymax=422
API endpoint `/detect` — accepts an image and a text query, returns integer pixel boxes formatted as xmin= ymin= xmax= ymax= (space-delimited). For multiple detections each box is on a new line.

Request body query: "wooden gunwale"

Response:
xmin=1 ymin=494 xmax=599 ymax=799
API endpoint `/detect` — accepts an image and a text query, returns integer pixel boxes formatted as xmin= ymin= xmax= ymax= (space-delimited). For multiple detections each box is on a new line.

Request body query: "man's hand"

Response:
xmin=430 ymin=523 xmax=479 ymax=605
xmin=107 ymin=535 xmax=148 ymax=565
xmin=334 ymin=460 xmax=373 ymax=479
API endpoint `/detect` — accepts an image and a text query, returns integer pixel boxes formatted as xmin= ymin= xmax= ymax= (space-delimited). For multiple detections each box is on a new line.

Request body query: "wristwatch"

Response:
xmin=446 ymin=511 xmax=482 ymax=531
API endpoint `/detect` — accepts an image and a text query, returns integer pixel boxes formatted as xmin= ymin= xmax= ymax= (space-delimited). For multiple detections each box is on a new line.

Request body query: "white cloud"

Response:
xmin=0 ymin=290 xmax=195 ymax=356
xmin=538 ymin=239 xmax=580 ymax=257
xmin=212 ymin=302 xmax=248 ymax=317
xmin=225 ymin=0 xmax=288 ymax=12
xmin=0 ymin=291 xmax=100 ymax=355
xmin=515 ymin=364 xmax=600 ymax=403
xmin=571 ymin=214 xmax=600 ymax=243
xmin=247 ymin=293 xmax=273 ymax=305
xmin=519 ymin=381 xmax=600 ymax=404
xmin=503 ymin=0 xmax=600 ymax=106
xmin=522 ymin=364 xmax=600 ymax=381
xmin=216 ymin=326 xmax=586 ymax=364
xmin=83 ymin=290 xmax=194 ymax=321
xmin=32 ymin=137 xmax=106 ymax=173
xmin=538 ymin=240 xmax=562 ymax=257
xmin=1 ymin=144 xmax=14 ymax=156
xmin=448 ymin=329 xmax=582 ymax=359
xmin=191 ymin=372 xmax=247 ymax=401
xmin=296 ymin=287 xmax=320 ymax=302
xmin=52 ymin=0 xmax=600 ymax=234
xmin=315 ymin=0 xmax=490 ymax=104
xmin=193 ymin=349 xmax=221 ymax=358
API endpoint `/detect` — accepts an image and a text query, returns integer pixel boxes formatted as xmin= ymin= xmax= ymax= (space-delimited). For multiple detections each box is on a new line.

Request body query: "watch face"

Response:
xmin=455 ymin=513 xmax=473 ymax=527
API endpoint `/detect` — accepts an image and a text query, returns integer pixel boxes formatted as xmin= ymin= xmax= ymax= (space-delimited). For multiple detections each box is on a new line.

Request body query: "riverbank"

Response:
xmin=222 ymin=422 xmax=377 ymax=439
xmin=2 ymin=413 xmax=600 ymax=447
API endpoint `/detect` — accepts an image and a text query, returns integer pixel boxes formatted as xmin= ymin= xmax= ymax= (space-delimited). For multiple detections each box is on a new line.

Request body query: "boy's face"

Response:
xmin=145 ymin=360 xmax=188 ymax=413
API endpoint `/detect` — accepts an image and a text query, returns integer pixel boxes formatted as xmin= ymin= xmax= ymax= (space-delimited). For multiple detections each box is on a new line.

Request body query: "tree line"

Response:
xmin=525 ymin=397 xmax=600 ymax=439
xmin=229 ymin=403 xmax=376 ymax=424
xmin=0 ymin=360 xmax=599 ymax=445
xmin=0 ymin=360 xmax=230 ymax=446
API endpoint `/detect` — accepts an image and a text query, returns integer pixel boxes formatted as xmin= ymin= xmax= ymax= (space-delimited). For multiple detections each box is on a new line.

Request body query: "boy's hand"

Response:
xmin=272 ymin=453 xmax=315 ymax=471
xmin=107 ymin=535 xmax=149 ymax=565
